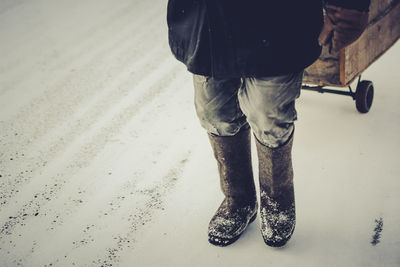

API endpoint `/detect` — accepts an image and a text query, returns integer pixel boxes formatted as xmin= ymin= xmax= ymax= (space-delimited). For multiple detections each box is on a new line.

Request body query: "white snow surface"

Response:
xmin=0 ymin=0 xmax=399 ymax=266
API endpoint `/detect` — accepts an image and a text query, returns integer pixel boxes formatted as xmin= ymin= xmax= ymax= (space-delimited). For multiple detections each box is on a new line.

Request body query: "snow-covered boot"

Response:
xmin=207 ymin=128 xmax=258 ymax=246
xmin=255 ymin=134 xmax=296 ymax=247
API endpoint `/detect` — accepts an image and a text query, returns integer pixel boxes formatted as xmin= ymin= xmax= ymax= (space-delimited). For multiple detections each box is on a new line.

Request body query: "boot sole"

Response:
xmin=262 ymin=225 xmax=295 ymax=248
xmin=208 ymin=213 xmax=257 ymax=247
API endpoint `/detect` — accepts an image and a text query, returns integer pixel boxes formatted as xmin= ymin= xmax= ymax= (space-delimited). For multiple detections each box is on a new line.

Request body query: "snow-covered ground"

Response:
xmin=0 ymin=0 xmax=399 ymax=266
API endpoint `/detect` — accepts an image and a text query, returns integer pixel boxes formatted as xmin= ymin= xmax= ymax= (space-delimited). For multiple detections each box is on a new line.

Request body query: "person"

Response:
xmin=166 ymin=0 xmax=370 ymax=247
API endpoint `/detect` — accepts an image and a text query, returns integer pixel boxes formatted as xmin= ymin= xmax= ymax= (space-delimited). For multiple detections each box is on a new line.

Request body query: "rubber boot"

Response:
xmin=255 ymin=134 xmax=296 ymax=247
xmin=207 ymin=128 xmax=258 ymax=246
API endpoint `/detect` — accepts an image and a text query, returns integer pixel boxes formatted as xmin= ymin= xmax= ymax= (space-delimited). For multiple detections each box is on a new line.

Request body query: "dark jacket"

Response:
xmin=167 ymin=0 xmax=370 ymax=78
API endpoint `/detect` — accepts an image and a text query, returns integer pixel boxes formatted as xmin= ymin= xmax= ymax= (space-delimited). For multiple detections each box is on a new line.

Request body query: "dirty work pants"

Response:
xmin=193 ymin=71 xmax=303 ymax=148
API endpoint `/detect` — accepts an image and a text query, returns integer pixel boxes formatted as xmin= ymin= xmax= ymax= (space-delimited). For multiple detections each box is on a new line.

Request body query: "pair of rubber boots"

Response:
xmin=208 ymin=128 xmax=295 ymax=247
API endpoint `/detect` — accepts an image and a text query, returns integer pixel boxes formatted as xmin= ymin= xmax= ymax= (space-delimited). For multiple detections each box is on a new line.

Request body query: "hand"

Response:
xmin=318 ymin=5 xmax=368 ymax=53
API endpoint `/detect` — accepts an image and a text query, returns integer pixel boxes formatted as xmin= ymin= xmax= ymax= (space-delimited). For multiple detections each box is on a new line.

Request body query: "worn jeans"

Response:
xmin=193 ymin=71 xmax=303 ymax=148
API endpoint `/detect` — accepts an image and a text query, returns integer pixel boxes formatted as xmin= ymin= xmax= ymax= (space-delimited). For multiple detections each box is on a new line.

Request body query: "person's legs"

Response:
xmin=239 ymin=71 xmax=303 ymax=247
xmin=193 ymin=74 xmax=248 ymax=136
xmin=238 ymin=72 xmax=303 ymax=148
xmin=193 ymin=74 xmax=257 ymax=246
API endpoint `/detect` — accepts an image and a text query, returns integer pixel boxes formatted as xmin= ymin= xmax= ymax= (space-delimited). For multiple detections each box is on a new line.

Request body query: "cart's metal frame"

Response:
xmin=302 ymin=75 xmax=375 ymax=113
xmin=302 ymin=76 xmax=361 ymax=99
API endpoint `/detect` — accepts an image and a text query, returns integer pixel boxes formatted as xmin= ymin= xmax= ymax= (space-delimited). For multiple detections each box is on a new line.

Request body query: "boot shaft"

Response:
xmin=208 ymin=128 xmax=256 ymax=202
xmin=255 ymin=134 xmax=294 ymax=208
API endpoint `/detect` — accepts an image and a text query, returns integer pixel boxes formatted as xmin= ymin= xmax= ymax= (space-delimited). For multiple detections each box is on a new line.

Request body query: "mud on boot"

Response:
xmin=208 ymin=197 xmax=257 ymax=246
xmin=259 ymin=192 xmax=295 ymax=247
xmin=207 ymin=128 xmax=257 ymax=246
xmin=255 ymin=133 xmax=296 ymax=247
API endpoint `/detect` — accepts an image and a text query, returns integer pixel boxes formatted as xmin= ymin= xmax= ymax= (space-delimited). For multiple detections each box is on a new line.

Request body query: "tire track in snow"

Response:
xmin=0 ymin=59 xmax=184 ymax=230
xmin=0 ymin=65 xmax=192 ymax=265
xmin=0 ymin=14 xmax=165 ymax=137
xmin=0 ymin=0 xmax=196 ymax=265
xmin=0 ymin=6 xmax=164 ymax=122
xmin=2 ymin=145 xmax=192 ymax=266
xmin=91 ymin=151 xmax=192 ymax=267
xmin=38 ymin=69 xmax=192 ymax=232
xmin=0 ymin=12 xmax=168 ymax=207
xmin=0 ymin=45 xmax=175 ymax=212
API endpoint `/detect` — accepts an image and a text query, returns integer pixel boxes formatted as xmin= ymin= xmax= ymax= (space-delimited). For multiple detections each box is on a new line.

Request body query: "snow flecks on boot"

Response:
xmin=260 ymin=191 xmax=295 ymax=247
xmin=208 ymin=198 xmax=257 ymax=246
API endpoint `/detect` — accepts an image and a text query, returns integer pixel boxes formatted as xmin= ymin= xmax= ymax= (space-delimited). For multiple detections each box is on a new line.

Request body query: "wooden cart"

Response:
xmin=303 ymin=0 xmax=400 ymax=113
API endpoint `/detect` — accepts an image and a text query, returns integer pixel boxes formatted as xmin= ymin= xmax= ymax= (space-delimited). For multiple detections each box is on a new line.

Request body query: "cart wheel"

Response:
xmin=355 ymin=80 xmax=374 ymax=113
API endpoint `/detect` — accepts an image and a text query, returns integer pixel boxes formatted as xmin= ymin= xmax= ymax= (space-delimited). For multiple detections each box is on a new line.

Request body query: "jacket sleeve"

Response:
xmin=325 ymin=0 xmax=371 ymax=11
